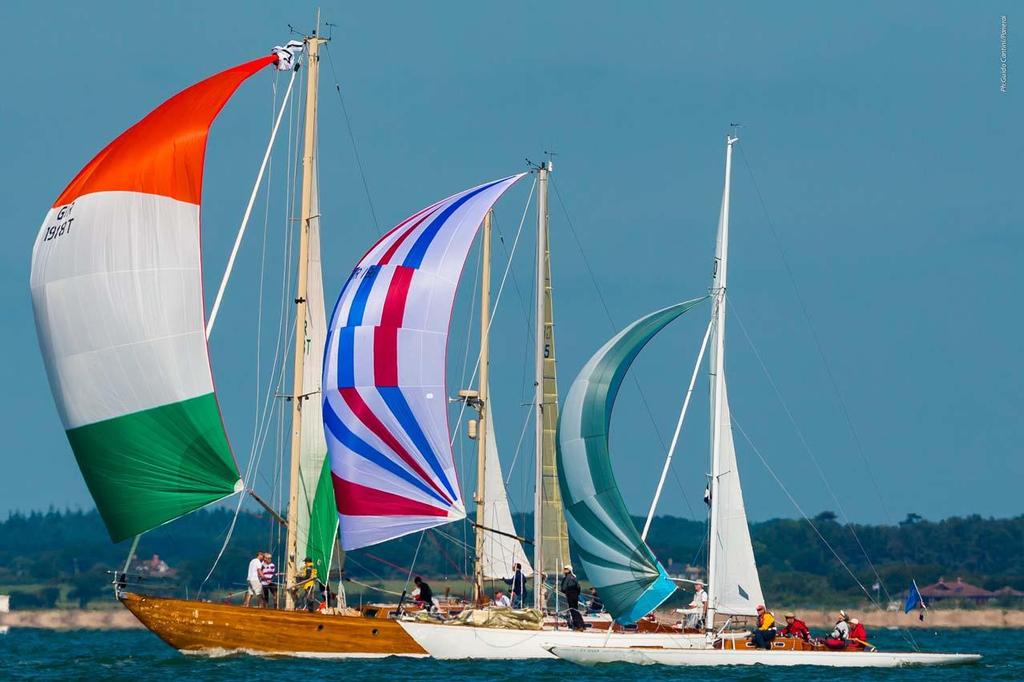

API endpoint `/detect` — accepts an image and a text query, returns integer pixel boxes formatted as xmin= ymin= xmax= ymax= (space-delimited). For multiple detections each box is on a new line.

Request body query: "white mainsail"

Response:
xmin=480 ymin=398 xmax=533 ymax=579
xmin=708 ymin=381 xmax=763 ymax=615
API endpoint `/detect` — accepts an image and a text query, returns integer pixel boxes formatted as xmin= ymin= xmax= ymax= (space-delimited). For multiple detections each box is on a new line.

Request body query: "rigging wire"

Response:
xmin=549 ymin=176 xmax=697 ymax=519
xmin=730 ymin=414 xmax=920 ymax=652
xmin=323 ymin=43 xmax=381 ymax=236
xmin=736 ymin=146 xmax=898 ymax=526
xmin=200 ymin=70 xmax=293 ymax=592
xmin=730 ymin=301 xmax=901 ymax=612
xmin=403 ymin=531 xmax=427 ymax=595
xmin=735 ymin=146 xmax=923 ymax=628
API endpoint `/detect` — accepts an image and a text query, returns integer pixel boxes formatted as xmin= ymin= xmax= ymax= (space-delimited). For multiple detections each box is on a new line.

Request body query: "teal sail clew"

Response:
xmin=556 ymin=298 xmax=707 ymax=624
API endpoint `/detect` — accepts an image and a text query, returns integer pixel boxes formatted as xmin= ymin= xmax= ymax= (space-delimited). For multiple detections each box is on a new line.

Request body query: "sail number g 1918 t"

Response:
xmin=43 ymin=203 xmax=75 ymax=242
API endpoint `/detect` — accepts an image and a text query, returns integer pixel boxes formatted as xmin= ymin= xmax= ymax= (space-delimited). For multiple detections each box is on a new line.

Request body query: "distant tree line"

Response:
xmin=1 ymin=508 xmax=1021 ymax=609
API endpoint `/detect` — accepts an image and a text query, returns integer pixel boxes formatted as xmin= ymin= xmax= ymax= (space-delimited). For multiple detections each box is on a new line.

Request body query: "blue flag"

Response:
xmin=904 ymin=580 xmax=926 ymax=620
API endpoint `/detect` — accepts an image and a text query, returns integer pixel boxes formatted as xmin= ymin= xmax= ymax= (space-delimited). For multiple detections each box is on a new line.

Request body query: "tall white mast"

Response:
xmin=285 ymin=13 xmax=324 ymax=610
xmin=532 ymin=161 xmax=551 ymax=609
xmin=705 ymin=133 xmax=738 ymax=630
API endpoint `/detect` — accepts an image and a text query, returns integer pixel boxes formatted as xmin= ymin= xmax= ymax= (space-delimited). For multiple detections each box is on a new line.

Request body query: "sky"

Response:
xmin=1 ymin=1 xmax=1020 ymax=526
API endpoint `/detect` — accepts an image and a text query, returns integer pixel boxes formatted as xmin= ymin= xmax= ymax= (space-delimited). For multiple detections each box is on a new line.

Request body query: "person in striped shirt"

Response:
xmin=260 ymin=552 xmax=277 ymax=608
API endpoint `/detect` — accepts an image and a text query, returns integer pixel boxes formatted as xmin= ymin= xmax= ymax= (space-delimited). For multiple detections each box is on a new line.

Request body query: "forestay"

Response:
xmin=557 ymin=299 xmax=706 ymax=624
xmin=323 ymin=175 xmax=525 ymax=550
xmin=30 ymin=55 xmax=277 ymax=542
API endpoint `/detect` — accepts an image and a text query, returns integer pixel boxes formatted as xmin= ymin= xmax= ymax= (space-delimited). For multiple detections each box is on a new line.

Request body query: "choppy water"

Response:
xmin=0 ymin=627 xmax=1019 ymax=681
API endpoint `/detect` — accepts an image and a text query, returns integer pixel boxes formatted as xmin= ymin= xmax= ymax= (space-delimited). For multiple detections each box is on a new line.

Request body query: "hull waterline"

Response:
xmin=547 ymin=645 xmax=982 ymax=668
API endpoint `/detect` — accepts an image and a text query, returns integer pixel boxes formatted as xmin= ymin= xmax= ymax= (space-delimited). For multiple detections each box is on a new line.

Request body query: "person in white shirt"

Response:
xmin=688 ymin=581 xmax=708 ymax=609
xmin=684 ymin=581 xmax=708 ymax=628
xmin=243 ymin=551 xmax=264 ymax=607
xmin=492 ymin=590 xmax=511 ymax=608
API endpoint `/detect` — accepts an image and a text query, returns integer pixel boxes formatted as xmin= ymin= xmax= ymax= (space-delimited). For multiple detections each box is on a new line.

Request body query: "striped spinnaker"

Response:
xmin=557 ymin=298 xmax=706 ymax=623
xmin=30 ymin=56 xmax=277 ymax=542
xmin=324 ymin=175 xmax=525 ymax=550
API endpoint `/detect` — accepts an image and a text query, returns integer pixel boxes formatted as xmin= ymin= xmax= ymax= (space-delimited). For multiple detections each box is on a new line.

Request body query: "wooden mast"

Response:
xmin=472 ymin=210 xmax=493 ymax=603
xmin=285 ymin=13 xmax=324 ymax=610
xmin=532 ymin=161 xmax=550 ymax=609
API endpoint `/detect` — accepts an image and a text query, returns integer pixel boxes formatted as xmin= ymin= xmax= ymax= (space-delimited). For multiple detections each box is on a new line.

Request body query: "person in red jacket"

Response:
xmin=848 ymin=618 xmax=870 ymax=649
xmin=779 ymin=611 xmax=810 ymax=641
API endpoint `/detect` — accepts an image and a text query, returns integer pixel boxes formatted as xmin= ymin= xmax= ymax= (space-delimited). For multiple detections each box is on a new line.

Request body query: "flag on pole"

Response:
xmin=904 ymin=580 xmax=926 ymax=621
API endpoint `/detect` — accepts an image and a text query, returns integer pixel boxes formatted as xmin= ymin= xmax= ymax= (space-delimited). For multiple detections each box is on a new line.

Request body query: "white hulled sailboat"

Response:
xmin=547 ymin=134 xmax=980 ymax=668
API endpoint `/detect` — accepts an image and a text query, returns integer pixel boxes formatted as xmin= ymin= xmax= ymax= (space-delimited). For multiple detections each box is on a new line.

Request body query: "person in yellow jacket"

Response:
xmin=750 ymin=604 xmax=778 ymax=649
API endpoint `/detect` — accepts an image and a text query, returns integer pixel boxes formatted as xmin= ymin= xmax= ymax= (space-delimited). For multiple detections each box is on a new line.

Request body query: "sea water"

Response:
xmin=1 ymin=627 xmax=1019 ymax=681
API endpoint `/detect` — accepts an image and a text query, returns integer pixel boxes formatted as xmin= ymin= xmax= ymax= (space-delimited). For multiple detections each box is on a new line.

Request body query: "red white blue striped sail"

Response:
xmin=324 ymin=174 xmax=525 ymax=550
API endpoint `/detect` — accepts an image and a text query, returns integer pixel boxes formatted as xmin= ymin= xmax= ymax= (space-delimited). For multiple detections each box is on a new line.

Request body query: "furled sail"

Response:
xmin=30 ymin=55 xmax=277 ymax=542
xmin=295 ymin=159 xmax=338 ymax=578
xmin=323 ymin=175 xmax=526 ymax=551
xmin=557 ymin=299 xmax=706 ymax=623
xmin=481 ymin=395 xmax=533 ymax=579
xmin=708 ymin=379 xmax=763 ymax=616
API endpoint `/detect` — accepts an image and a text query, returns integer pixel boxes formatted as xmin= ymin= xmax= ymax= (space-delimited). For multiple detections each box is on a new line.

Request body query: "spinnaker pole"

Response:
xmin=285 ymin=21 xmax=325 ymax=610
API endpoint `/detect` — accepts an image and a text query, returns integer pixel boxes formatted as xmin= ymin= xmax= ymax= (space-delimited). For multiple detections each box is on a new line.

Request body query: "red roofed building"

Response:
xmin=918 ymin=577 xmax=994 ymax=604
xmin=992 ymin=586 xmax=1024 ymax=600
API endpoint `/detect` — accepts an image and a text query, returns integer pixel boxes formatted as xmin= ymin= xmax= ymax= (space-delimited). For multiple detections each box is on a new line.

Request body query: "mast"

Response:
xmin=705 ymin=133 xmax=738 ymax=630
xmin=472 ymin=209 xmax=493 ymax=603
xmin=532 ymin=161 xmax=550 ymax=609
xmin=285 ymin=17 xmax=324 ymax=609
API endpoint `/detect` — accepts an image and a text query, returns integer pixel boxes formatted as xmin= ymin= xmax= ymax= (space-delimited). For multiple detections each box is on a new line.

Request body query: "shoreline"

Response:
xmin=2 ymin=606 xmax=1023 ymax=631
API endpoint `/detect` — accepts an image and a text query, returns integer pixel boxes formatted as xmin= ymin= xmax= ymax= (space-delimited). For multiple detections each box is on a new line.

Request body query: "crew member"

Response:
xmin=823 ymin=610 xmax=851 ymax=649
xmin=413 ymin=576 xmax=435 ymax=612
xmin=504 ymin=563 xmax=526 ymax=608
xmin=291 ymin=557 xmax=321 ymax=611
xmin=492 ymin=590 xmax=511 ymax=607
xmin=688 ymin=581 xmax=708 ymax=628
xmin=688 ymin=581 xmax=708 ymax=612
xmin=587 ymin=587 xmax=604 ymax=614
xmin=560 ymin=566 xmax=584 ymax=630
xmin=750 ymin=604 xmax=777 ymax=649
xmin=849 ymin=617 xmax=870 ymax=650
xmin=243 ymin=550 xmax=264 ymax=607
xmin=260 ymin=552 xmax=277 ymax=608
xmin=560 ymin=565 xmax=581 ymax=610
xmin=779 ymin=611 xmax=810 ymax=640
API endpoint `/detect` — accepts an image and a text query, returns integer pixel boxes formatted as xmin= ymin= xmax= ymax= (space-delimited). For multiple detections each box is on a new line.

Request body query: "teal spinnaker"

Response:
xmin=556 ymin=297 xmax=707 ymax=623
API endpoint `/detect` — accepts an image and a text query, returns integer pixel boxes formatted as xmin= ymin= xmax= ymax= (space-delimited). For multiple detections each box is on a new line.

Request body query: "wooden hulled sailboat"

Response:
xmin=545 ymin=134 xmax=981 ymax=668
xmin=30 ymin=25 xmax=426 ymax=657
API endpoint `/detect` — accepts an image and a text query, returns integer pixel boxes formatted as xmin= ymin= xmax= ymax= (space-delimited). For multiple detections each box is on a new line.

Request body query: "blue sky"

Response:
xmin=1 ymin=1 xmax=1019 ymax=525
